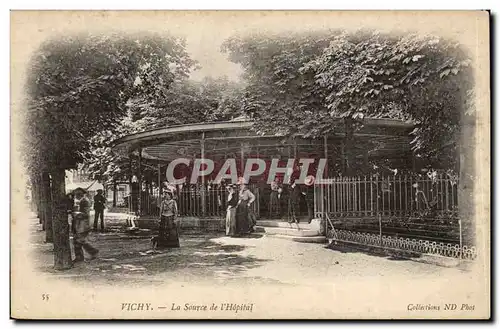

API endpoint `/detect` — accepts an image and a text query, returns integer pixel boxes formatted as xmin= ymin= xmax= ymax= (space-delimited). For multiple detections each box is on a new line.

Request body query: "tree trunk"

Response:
xmin=30 ymin=173 xmax=39 ymax=216
xmin=37 ymin=175 xmax=44 ymax=224
xmin=35 ymin=173 xmax=44 ymax=226
xmin=50 ymin=168 xmax=73 ymax=270
xmin=41 ymin=172 xmax=53 ymax=241
xmin=112 ymin=182 xmax=117 ymax=207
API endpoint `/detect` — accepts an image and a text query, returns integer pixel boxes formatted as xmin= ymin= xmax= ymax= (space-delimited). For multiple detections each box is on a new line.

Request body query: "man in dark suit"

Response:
xmin=288 ymin=182 xmax=305 ymax=224
xmin=93 ymin=189 xmax=106 ymax=232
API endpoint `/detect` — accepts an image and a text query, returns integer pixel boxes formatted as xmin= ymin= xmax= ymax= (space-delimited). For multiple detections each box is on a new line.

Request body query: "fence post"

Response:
xmin=459 ymin=218 xmax=463 ymax=259
xmin=325 ymin=210 xmax=328 ymax=238
xmin=200 ymin=133 xmax=206 ymax=217
xmin=378 ymin=212 xmax=382 ymax=246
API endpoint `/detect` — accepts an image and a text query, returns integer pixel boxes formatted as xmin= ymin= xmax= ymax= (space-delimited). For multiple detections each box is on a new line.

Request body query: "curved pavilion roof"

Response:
xmin=113 ymin=118 xmax=414 ymax=163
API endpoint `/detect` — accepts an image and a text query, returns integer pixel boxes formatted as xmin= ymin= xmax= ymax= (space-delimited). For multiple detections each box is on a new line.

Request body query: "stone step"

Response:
xmin=267 ymin=234 xmax=328 ymax=243
xmin=255 ymin=226 xmax=320 ymax=237
xmin=257 ymin=220 xmax=313 ymax=230
xmin=125 ymin=216 xmax=225 ymax=231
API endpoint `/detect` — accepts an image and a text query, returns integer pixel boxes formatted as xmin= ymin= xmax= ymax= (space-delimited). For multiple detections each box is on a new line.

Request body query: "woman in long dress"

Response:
xmin=225 ymin=185 xmax=238 ymax=236
xmin=158 ymin=192 xmax=180 ymax=248
xmin=235 ymin=183 xmax=256 ymax=235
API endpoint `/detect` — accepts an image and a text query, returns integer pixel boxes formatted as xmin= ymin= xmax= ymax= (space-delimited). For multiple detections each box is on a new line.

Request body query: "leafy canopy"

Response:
xmin=22 ymin=32 xmax=195 ymax=173
xmin=83 ymin=76 xmax=244 ymax=184
xmin=222 ymin=30 xmax=474 ymax=171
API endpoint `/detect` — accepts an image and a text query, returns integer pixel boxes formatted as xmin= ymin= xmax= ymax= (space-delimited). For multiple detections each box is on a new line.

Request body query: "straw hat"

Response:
xmin=72 ymin=187 xmax=87 ymax=194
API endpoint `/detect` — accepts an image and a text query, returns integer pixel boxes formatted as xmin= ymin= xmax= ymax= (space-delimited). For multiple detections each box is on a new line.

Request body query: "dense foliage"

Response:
xmin=222 ymin=30 xmax=474 ymax=172
xmin=22 ymin=32 xmax=196 ymax=173
xmin=83 ymin=76 xmax=244 ymax=185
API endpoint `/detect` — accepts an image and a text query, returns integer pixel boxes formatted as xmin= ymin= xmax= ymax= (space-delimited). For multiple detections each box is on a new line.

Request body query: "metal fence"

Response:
xmin=314 ymin=174 xmax=476 ymax=260
xmin=314 ymin=174 xmax=459 ymax=219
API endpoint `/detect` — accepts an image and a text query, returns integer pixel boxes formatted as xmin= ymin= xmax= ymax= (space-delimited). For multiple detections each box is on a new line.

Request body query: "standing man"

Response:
xmin=93 ymin=189 xmax=106 ymax=232
xmin=73 ymin=187 xmax=99 ymax=262
xmin=304 ymin=184 xmax=314 ymax=223
xmin=288 ymin=182 xmax=305 ymax=224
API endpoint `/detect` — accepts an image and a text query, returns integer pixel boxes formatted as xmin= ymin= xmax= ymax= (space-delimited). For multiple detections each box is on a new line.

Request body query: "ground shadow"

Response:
xmin=104 ymin=236 xmax=270 ymax=279
xmin=227 ymin=233 xmax=264 ymax=240
xmin=326 ymin=241 xmax=420 ymax=261
xmin=30 ymin=218 xmax=274 ymax=286
xmin=37 ymin=230 xmax=270 ymax=284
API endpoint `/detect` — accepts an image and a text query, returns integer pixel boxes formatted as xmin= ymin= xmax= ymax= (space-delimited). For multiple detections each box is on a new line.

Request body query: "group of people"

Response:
xmin=151 ymin=182 xmax=256 ymax=247
xmin=225 ymin=183 xmax=257 ymax=237
xmin=63 ymin=179 xmax=311 ymax=259
xmin=268 ymin=180 xmax=314 ymax=224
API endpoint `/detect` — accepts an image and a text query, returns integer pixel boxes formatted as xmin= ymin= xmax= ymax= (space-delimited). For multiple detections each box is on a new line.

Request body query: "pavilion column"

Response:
xmin=293 ymin=137 xmax=297 ymax=158
xmin=128 ymin=156 xmax=133 ymax=213
xmin=240 ymin=142 xmax=244 ymax=178
xmin=137 ymin=147 xmax=142 ymax=216
xmin=344 ymin=118 xmax=355 ymax=175
xmin=363 ymin=149 xmax=369 ymax=173
xmin=411 ymin=152 xmax=417 ymax=172
xmin=316 ymin=135 xmax=329 ymax=219
xmin=157 ymin=160 xmax=161 ymax=202
xmin=340 ymin=140 xmax=346 ymax=174
xmin=200 ymin=132 xmax=206 ymax=217
xmin=112 ymin=181 xmax=117 ymax=207
xmin=293 ymin=137 xmax=298 ymax=182
xmin=324 ymin=135 xmax=329 ymax=177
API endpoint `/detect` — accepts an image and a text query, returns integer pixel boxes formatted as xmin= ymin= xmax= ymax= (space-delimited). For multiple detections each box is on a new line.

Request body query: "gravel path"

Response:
xmin=16 ymin=213 xmax=486 ymax=319
xmin=29 ymin=215 xmax=468 ymax=288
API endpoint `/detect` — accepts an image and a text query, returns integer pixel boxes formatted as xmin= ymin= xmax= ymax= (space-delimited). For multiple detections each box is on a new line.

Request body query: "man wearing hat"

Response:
xmin=93 ymin=189 xmax=106 ymax=232
xmin=72 ymin=187 xmax=99 ymax=262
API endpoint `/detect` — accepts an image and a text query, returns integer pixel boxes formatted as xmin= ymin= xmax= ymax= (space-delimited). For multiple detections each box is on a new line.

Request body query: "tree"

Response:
xmin=222 ymin=31 xmax=336 ymax=137
xmin=304 ymin=31 xmax=475 ymax=243
xmin=304 ymin=31 xmax=473 ymax=169
xmin=83 ymin=76 xmax=244 ymax=186
xmin=22 ymin=31 xmax=196 ymax=269
xmin=222 ymin=30 xmax=473 ymax=171
xmin=223 ymin=30 xmax=476 ymax=243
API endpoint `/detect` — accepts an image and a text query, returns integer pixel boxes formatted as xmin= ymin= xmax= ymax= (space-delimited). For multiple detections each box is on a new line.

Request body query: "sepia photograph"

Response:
xmin=10 ymin=10 xmax=490 ymax=319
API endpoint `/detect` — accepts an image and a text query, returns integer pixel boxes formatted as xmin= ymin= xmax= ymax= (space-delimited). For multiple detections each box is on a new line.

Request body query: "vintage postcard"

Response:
xmin=10 ymin=10 xmax=490 ymax=319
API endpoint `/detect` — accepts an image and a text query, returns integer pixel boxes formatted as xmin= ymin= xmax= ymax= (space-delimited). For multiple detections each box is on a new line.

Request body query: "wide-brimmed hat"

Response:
xmin=73 ymin=187 xmax=87 ymax=194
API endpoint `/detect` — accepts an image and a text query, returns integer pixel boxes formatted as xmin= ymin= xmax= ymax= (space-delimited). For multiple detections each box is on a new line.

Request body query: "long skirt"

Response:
xmin=269 ymin=191 xmax=280 ymax=217
xmin=235 ymin=201 xmax=250 ymax=234
xmin=158 ymin=215 xmax=180 ymax=248
xmin=226 ymin=207 xmax=237 ymax=236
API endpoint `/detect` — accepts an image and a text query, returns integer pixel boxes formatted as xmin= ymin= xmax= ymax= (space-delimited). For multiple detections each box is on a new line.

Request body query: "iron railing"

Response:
xmin=314 ymin=173 xmax=459 ymax=219
xmin=314 ymin=173 xmax=476 ymax=260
